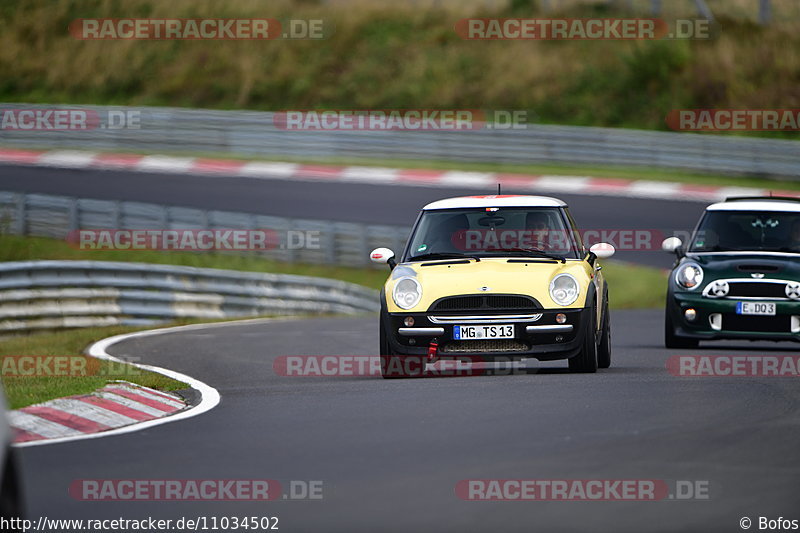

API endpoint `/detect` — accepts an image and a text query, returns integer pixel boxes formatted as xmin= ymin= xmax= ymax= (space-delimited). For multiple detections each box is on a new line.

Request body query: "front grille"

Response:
xmin=722 ymin=314 xmax=790 ymax=333
xmin=727 ymin=282 xmax=787 ymax=299
xmin=440 ymin=339 xmax=529 ymax=354
xmin=431 ymin=294 xmax=540 ymax=313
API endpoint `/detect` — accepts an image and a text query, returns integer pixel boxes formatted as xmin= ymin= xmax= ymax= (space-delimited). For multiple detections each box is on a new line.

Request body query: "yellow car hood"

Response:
xmin=384 ymin=258 xmax=592 ymax=312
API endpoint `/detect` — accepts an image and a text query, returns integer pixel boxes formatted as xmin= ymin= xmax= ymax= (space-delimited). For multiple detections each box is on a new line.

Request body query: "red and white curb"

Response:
xmin=9 ymin=382 xmax=186 ymax=444
xmin=6 ymin=319 xmax=279 ymax=447
xmin=1 ymin=147 xmax=796 ymax=204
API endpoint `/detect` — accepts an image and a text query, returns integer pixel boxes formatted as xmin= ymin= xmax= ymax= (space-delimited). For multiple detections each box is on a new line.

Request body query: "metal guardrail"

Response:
xmin=0 ymin=260 xmax=380 ymax=333
xmin=0 ymin=190 xmax=411 ymax=268
xmin=0 ymin=104 xmax=798 ymax=179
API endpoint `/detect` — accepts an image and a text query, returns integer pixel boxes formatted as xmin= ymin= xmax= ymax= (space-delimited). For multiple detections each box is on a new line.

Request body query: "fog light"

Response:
xmin=404 ymin=316 xmax=415 ymax=327
xmin=684 ymin=308 xmax=697 ymax=321
xmin=556 ymin=313 xmax=567 ymax=324
xmin=555 ymin=335 xmax=564 ymax=342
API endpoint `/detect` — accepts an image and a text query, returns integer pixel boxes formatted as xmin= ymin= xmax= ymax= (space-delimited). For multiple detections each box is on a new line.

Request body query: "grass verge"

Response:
xmin=0 ymin=323 xmax=188 ymax=410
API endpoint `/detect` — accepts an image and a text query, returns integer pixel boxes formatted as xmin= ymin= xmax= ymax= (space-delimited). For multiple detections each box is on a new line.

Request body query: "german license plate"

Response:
xmin=736 ymin=302 xmax=776 ymax=316
xmin=453 ymin=325 xmax=514 ymax=340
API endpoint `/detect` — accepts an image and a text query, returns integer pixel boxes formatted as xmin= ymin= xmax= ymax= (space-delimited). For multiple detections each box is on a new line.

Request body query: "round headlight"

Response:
xmin=675 ymin=262 xmax=704 ymax=290
xmin=393 ymin=277 xmax=422 ymax=310
xmin=549 ymin=273 xmax=579 ymax=306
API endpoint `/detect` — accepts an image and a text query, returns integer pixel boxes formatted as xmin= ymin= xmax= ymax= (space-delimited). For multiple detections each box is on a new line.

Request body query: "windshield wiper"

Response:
xmin=407 ymin=252 xmax=481 ymax=262
xmin=484 ymin=247 xmax=566 ymax=263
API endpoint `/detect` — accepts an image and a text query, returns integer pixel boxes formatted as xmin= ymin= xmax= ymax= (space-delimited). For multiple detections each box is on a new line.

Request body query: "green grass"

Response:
xmin=0 ymin=324 xmax=188 ymax=409
xmin=600 ymin=260 xmax=667 ymax=310
xmin=0 ymin=234 xmax=391 ymax=289
xmin=1 ymin=0 xmax=800 ymax=138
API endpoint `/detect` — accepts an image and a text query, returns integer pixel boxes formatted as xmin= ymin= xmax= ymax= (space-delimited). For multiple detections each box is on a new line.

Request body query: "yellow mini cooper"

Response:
xmin=370 ymin=195 xmax=615 ymax=378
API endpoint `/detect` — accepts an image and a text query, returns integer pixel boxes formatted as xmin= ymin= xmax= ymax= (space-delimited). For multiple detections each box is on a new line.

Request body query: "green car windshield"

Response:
xmin=404 ymin=208 xmax=582 ymax=260
xmin=689 ymin=211 xmax=800 ymax=253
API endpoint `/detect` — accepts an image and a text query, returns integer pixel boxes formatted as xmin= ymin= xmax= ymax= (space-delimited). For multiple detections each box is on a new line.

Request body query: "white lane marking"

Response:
xmin=438 ymin=171 xmax=495 ymax=188
xmin=714 ymin=186 xmax=767 ymax=200
xmin=238 ymin=162 xmax=299 ymax=179
xmin=45 ymin=398 xmax=138 ymax=427
xmin=8 ymin=411 xmax=84 ymax=438
xmin=135 ymin=156 xmax=195 ymax=173
xmin=38 ymin=150 xmax=98 ymax=168
xmin=533 ymin=175 xmax=592 ymax=191
xmin=625 ymin=180 xmax=684 ymax=197
xmin=93 ymin=391 xmax=169 ymax=417
xmin=340 ymin=166 xmax=399 ymax=183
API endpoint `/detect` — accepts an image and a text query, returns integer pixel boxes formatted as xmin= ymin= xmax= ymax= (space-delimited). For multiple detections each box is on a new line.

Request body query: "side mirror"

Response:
xmin=370 ymin=247 xmax=396 ymax=269
xmin=589 ymin=242 xmax=615 ymax=260
xmin=662 ymin=237 xmax=684 ymax=255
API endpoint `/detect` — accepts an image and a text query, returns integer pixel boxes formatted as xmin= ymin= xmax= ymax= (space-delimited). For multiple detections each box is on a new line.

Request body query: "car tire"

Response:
xmin=569 ymin=306 xmax=598 ymax=373
xmin=664 ymin=304 xmax=699 ymax=349
xmin=597 ymin=299 xmax=611 ymax=369
xmin=0 ymin=448 xmax=23 ymax=520
xmin=379 ymin=318 xmax=425 ymax=379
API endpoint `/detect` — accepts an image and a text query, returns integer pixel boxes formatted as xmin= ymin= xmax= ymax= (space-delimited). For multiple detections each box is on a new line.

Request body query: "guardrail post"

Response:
xmin=393 ymin=228 xmax=406 ymax=263
xmin=759 ymin=0 xmax=771 ymax=25
xmin=325 ymin=227 xmax=337 ymax=265
xmin=651 ymin=0 xmax=661 ymax=16
xmin=113 ymin=201 xmax=122 ymax=229
xmin=693 ymin=0 xmax=716 ymax=23
xmin=159 ymin=204 xmax=170 ymax=228
xmin=358 ymin=224 xmax=370 ymax=266
xmin=14 ymin=193 xmax=26 ymax=235
xmin=68 ymin=197 xmax=79 ymax=232
xmin=286 ymin=219 xmax=296 ymax=263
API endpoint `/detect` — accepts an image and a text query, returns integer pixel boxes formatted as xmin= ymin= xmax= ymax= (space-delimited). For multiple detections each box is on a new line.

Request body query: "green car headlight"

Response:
xmin=675 ymin=262 xmax=704 ymax=290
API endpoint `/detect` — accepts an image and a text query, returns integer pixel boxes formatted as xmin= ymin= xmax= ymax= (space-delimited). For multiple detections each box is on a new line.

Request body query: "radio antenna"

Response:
xmin=497 ymin=183 xmax=501 ymax=195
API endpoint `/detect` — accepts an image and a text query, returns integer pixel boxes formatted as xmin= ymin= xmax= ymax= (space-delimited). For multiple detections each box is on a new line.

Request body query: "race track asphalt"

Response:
xmin=17 ymin=310 xmax=800 ymax=533
xmin=0 ymin=164 xmax=706 ymax=268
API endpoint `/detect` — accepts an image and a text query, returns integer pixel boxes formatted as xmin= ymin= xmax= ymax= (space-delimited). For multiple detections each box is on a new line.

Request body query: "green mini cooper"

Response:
xmin=662 ymin=196 xmax=800 ymax=348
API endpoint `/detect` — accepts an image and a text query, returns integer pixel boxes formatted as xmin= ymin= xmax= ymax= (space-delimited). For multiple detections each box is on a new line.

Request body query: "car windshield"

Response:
xmin=404 ymin=208 xmax=581 ymax=260
xmin=689 ymin=210 xmax=800 ymax=253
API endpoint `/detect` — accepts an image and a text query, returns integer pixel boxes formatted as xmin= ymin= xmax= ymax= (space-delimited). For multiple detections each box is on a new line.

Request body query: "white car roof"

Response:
xmin=707 ymin=199 xmax=800 ymax=213
xmin=423 ymin=195 xmax=566 ymax=210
